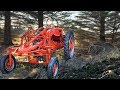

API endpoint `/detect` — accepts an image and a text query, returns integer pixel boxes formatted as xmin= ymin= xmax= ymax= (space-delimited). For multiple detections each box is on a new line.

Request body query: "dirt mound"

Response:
xmin=88 ymin=42 xmax=118 ymax=56
xmin=58 ymin=57 xmax=120 ymax=79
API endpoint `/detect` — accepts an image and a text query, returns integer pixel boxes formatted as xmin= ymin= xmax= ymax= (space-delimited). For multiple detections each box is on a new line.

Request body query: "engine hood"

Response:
xmin=49 ymin=28 xmax=63 ymax=36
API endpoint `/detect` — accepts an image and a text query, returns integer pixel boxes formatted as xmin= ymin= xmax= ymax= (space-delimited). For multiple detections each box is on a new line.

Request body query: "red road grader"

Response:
xmin=0 ymin=18 xmax=75 ymax=79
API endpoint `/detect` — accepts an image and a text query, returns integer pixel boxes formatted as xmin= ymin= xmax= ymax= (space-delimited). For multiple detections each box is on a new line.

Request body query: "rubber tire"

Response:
xmin=64 ymin=31 xmax=74 ymax=61
xmin=0 ymin=55 xmax=16 ymax=74
xmin=47 ymin=57 xmax=59 ymax=79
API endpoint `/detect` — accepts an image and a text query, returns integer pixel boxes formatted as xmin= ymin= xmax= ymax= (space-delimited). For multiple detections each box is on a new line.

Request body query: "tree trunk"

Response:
xmin=111 ymin=23 xmax=120 ymax=43
xmin=111 ymin=28 xmax=115 ymax=43
xmin=38 ymin=11 xmax=43 ymax=28
xmin=3 ymin=11 xmax=13 ymax=45
xmin=100 ymin=11 xmax=106 ymax=42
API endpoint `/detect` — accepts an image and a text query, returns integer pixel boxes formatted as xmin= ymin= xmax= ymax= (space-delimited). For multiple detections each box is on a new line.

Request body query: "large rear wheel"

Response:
xmin=64 ymin=31 xmax=75 ymax=61
xmin=47 ymin=57 xmax=59 ymax=79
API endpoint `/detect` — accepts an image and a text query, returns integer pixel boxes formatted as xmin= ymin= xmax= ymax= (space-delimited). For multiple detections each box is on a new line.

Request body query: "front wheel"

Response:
xmin=47 ymin=57 xmax=59 ymax=79
xmin=0 ymin=55 xmax=16 ymax=74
